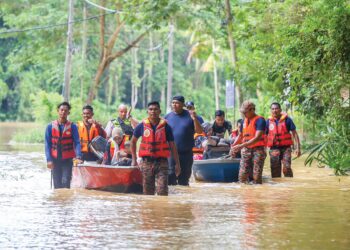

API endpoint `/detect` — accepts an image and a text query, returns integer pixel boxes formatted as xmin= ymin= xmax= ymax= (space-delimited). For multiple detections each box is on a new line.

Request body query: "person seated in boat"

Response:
xmin=193 ymin=122 xmax=211 ymax=160
xmin=228 ymin=119 xmax=243 ymax=158
xmin=230 ymin=119 xmax=243 ymax=142
xmin=116 ymin=141 xmax=132 ymax=166
xmin=211 ymin=110 xmax=232 ymax=139
xmin=104 ymin=104 xmax=138 ymax=146
xmin=131 ymin=101 xmax=181 ymax=196
xmin=77 ymin=105 xmax=107 ymax=162
xmin=103 ymin=127 xmax=126 ymax=165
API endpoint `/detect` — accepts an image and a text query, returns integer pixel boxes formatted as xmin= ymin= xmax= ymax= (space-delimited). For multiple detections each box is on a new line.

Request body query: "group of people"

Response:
xmin=230 ymin=101 xmax=301 ymax=184
xmin=45 ymin=96 xmax=301 ymax=195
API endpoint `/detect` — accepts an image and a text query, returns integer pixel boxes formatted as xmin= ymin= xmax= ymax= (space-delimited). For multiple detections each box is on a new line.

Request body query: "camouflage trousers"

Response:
xmin=140 ymin=158 xmax=169 ymax=196
xmin=239 ymin=146 xmax=266 ymax=184
xmin=269 ymin=146 xmax=293 ymax=178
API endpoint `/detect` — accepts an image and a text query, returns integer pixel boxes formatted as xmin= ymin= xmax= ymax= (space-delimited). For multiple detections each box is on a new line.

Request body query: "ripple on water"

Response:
xmin=1 ymin=147 xmax=350 ymax=249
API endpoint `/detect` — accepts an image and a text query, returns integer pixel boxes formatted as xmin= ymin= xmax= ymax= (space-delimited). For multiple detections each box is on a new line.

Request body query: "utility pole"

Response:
xmin=63 ymin=0 xmax=74 ymax=102
xmin=224 ymin=0 xmax=240 ymax=122
xmin=166 ymin=22 xmax=174 ymax=113
xmin=212 ymin=39 xmax=219 ymax=110
xmin=80 ymin=0 xmax=87 ymax=100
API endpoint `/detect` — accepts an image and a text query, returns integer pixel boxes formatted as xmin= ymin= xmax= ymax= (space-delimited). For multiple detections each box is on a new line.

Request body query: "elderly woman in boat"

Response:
xmin=103 ymin=127 xmax=131 ymax=166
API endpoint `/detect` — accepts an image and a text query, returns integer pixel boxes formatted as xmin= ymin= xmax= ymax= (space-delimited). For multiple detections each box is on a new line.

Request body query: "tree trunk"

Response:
xmin=212 ymin=39 xmax=219 ymax=110
xmin=166 ymin=22 xmax=174 ymax=113
xmin=80 ymin=1 xmax=87 ymax=100
xmin=86 ymin=29 xmax=146 ymax=104
xmin=99 ymin=0 xmax=106 ymax=63
xmin=256 ymin=85 xmax=263 ymax=103
xmin=63 ymin=0 xmax=74 ymax=102
xmin=104 ymin=65 xmax=110 ymax=106
xmin=224 ymin=0 xmax=243 ymax=108
xmin=146 ymin=33 xmax=153 ymax=104
xmin=194 ymin=59 xmax=201 ymax=89
xmin=131 ymin=47 xmax=139 ymax=109
xmin=225 ymin=0 xmax=237 ymax=68
xmin=111 ymin=67 xmax=118 ymax=105
xmin=142 ymin=63 xmax=146 ymax=108
xmin=161 ymin=86 xmax=166 ymax=111
xmin=235 ymin=85 xmax=243 ymax=108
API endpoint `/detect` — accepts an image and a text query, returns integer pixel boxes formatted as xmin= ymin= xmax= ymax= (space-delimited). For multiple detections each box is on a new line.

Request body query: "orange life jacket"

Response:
xmin=267 ymin=114 xmax=293 ymax=147
xmin=109 ymin=135 xmax=129 ymax=158
xmin=138 ymin=118 xmax=170 ymax=158
xmin=242 ymin=115 xmax=266 ymax=148
xmin=77 ymin=121 xmax=101 ymax=153
xmin=193 ymin=132 xmax=206 ymax=154
xmin=51 ymin=120 xmax=76 ymax=159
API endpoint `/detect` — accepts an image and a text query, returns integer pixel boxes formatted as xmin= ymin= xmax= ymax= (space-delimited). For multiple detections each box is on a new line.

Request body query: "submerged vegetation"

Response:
xmin=0 ymin=0 xmax=349 ymax=174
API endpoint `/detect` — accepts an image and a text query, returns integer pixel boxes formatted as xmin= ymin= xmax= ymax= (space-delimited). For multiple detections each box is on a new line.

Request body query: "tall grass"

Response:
xmin=12 ymin=127 xmax=45 ymax=144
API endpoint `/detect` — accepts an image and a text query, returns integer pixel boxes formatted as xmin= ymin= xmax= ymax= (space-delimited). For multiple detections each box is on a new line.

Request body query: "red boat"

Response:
xmin=71 ymin=162 xmax=143 ymax=193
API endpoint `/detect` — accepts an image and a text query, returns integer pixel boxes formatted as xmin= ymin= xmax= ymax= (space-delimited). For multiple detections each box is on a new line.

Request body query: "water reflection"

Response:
xmin=1 ymin=123 xmax=350 ymax=249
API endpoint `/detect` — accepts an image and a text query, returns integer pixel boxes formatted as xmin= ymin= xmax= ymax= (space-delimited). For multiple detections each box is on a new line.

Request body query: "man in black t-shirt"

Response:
xmin=211 ymin=110 xmax=232 ymax=138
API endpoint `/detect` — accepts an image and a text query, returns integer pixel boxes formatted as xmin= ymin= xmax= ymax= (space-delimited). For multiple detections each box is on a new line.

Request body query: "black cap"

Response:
xmin=215 ymin=110 xmax=225 ymax=117
xmin=185 ymin=101 xmax=194 ymax=107
xmin=172 ymin=95 xmax=185 ymax=103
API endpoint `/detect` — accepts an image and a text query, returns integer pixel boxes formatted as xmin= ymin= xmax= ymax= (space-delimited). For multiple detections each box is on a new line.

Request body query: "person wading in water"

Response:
xmin=165 ymin=96 xmax=203 ymax=186
xmin=131 ymin=101 xmax=180 ymax=195
xmin=231 ymin=101 xmax=267 ymax=184
xmin=45 ymin=102 xmax=82 ymax=189
xmin=266 ymin=102 xmax=301 ymax=177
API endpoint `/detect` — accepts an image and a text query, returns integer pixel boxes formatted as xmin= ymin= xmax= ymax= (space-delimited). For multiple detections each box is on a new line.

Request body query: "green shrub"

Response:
xmin=12 ymin=126 xmax=45 ymax=144
xmin=305 ymin=123 xmax=350 ymax=175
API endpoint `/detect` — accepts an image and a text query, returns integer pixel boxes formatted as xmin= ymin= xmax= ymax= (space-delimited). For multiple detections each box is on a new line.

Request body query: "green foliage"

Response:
xmin=0 ymin=79 xmax=8 ymax=101
xmin=30 ymin=91 xmax=63 ymax=124
xmin=305 ymin=122 xmax=350 ymax=175
xmin=12 ymin=126 xmax=45 ymax=144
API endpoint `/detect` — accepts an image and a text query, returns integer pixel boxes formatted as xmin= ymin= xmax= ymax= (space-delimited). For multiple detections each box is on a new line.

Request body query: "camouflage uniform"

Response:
xmin=239 ymin=146 xmax=266 ymax=184
xmin=140 ymin=157 xmax=169 ymax=195
xmin=269 ymin=146 xmax=293 ymax=177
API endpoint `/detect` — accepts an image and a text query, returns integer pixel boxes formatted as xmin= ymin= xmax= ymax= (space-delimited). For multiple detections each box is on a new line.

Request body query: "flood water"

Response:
xmin=0 ymin=122 xmax=349 ymax=249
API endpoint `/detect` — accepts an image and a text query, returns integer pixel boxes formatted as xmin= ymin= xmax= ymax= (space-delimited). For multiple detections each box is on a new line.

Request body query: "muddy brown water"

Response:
xmin=0 ymin=123 xmax=349 ymax=249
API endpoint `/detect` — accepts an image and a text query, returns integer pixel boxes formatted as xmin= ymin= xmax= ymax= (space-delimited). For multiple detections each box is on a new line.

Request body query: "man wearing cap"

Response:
xmin=165 ymin=95 xmax=203 ymax=186
xmin=231 ymin=101 xmax=266 ymax=184
xmin=185 ymin=101 xmax=204 ymax=124
xmin=211 ymin=110 xmax=232 ymax=138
